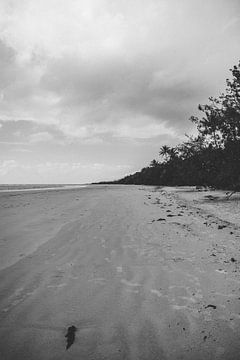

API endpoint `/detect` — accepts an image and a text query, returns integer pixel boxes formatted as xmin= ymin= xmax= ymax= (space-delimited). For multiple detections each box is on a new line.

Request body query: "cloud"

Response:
xmin=29 ymin=131 xmax=54 ymax=143
xmin=0 ymin=0 xmax=240 ymax=182
xmin=0 ymin=159 xmax=17 ymax=176
xmin=1 ymin=0 xmax=239 ymax=138
xmin=0 ymin=119 xmax=65 ymax=145
xmin=0 ymin=159 xmax=131 ymax=183
xmin=112 ymin=121 xmax=176 ymax=139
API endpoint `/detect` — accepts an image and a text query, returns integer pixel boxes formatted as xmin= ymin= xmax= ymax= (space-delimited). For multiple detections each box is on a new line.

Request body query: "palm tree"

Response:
xmin=159 ymin=145 xmax=171 ymax=161
xmin=159 ymin=145 xmax=177 ymax=162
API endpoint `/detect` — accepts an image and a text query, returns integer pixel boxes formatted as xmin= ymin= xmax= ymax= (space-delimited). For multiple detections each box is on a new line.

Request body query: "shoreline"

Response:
xmin=0 ymin=184 xmax=88 ymax=193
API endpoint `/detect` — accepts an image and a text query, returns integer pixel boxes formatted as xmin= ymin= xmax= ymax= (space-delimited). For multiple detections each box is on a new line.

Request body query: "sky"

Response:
xmin=0 ymin=0 xmax=240 ymax=184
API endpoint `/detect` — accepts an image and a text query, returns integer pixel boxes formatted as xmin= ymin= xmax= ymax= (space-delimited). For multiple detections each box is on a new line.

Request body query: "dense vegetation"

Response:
xmin=105 ymin=61 xmax=240 ymax=190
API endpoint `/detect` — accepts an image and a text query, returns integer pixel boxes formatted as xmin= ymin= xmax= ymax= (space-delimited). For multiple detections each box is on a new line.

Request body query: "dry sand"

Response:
xmin=0 ymin=185 xmax=240 ymax=360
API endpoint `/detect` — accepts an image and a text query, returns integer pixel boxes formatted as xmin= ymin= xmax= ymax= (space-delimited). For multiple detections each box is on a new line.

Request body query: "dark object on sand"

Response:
xmin=218 ymin=225 xmax=227 ymax=229
xmin=65 ymin=325 xmax=77 ymax=350
xmin=205 ymin=304 xmax=217 ymax=309
xmin=157 ymin=218 xmax=166 ymax=221
xmin=205 ymin=195 xmax=217 ymax=201
xmin=231 ymin=257 xmax=237 ymax=262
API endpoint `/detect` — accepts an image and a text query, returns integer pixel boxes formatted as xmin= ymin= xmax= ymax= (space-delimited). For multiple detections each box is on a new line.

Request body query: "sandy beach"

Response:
xmin=0 ymin=185 xmax=240 ymax=360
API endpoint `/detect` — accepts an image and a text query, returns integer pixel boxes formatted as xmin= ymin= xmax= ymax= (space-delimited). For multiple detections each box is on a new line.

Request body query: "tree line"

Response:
xmin=105 ymin=61 xmax=240 ymax=190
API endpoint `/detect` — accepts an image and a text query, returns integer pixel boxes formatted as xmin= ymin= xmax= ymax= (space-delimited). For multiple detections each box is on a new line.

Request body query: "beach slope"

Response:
xmin=0 ymin=185 xmax=240 ymax=359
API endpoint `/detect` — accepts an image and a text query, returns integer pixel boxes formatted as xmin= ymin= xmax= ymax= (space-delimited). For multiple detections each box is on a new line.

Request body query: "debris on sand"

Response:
xmin=230 ymin=257 xmax=237 ymax=263
xmin=218 ymin=225 xmax=227 ymax=230
xmin=157 ymin=218 xmax=166 ymax=221
xmin=204 ymin=195 xmax=218 ymax=201
xmin=205 ymin=304 xmax=217 ymax=309
xmin=65 ymin=325 xmax=77 ymax=350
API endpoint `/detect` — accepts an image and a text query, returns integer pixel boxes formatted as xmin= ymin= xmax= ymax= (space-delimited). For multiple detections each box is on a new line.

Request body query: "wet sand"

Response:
xmin=0 ymin=185 xmax=240 ymax=359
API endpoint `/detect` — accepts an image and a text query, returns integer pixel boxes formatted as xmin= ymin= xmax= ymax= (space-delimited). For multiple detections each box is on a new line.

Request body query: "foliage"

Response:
xmin=109 ymin=61 xmax=240 ymax=191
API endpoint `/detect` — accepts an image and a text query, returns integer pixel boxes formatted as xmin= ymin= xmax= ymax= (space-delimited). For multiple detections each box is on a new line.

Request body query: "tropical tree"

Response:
xmin=159 ymin=145 xmax=177 ymax=162
xmin=149 ymin=159 xmax=159 ymax=167
xmin=159 ymin=145 xmax=171 ymax=160
xmin=112 ymin=60 xmax=240 ymax=191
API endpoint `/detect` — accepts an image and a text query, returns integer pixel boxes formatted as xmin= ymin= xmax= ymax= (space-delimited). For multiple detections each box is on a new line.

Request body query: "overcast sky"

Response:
xmin=0 ymin=0 xmax=240 ymax=183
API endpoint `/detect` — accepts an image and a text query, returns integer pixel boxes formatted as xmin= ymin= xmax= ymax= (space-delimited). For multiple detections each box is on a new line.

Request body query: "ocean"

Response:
xmin=0 ymin=184 xmax=88 ymax=193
